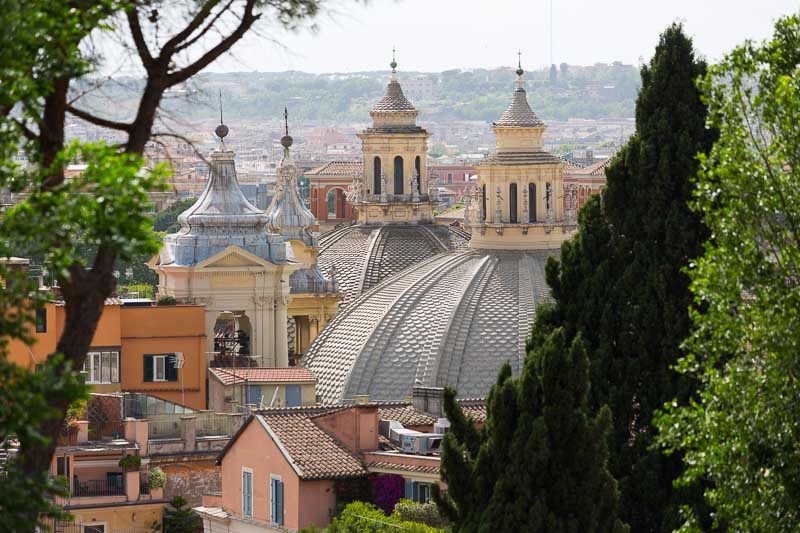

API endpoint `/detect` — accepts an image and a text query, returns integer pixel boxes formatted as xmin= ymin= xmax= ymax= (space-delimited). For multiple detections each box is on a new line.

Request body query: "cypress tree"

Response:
xmin=532 ymin=24 xmax=716 ymax=531
xmin=436 ymin=329 xmax=628 ymax=533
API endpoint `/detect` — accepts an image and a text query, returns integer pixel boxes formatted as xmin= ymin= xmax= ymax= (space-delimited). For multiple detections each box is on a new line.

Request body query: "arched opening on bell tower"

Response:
xmin=481 ymin=184 xmax=487 ymax=222
xmin=373 ymin=156 xmax=382 ymax=194
xmin=528 ymin=183 xmax=537 ymax=222
xmin=393 ymin=156 xmax=404 ymax=194
xmin=414 ymin=156 xmax=421 ymax=193
xmin=509 ymin=183 xmax=518 ymax=223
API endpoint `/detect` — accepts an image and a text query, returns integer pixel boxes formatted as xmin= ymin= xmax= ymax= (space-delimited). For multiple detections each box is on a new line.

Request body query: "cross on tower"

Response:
xmin=283 ymin=106 xmax=289 ymax=136
xmin=518 ymin=49 xmax=522 ymax=69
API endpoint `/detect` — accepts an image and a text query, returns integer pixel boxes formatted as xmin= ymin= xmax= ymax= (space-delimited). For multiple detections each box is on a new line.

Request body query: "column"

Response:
xmin=274 ymin=296 xmax=289 ymax=368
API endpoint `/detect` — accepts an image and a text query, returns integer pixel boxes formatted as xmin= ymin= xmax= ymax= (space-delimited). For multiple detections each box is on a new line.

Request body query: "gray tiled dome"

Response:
xmin=302 ymin=249 xmax=556 ymax=403
xmin=371 ymin=80 xmax=416 ymax=113
xmin=494 ymin=87 xmax=544 ymax=128
xmin=317 ymin=224 xmax=469 ymax=307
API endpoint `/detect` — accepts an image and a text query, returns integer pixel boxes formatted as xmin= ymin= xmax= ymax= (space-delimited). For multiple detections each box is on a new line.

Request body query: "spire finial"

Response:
xmin=391 ymin=45 xmax=397 ymax=71
xmin=280 ymin=107 xmax=293 ymax=149
xmin=215 ymin=90 xmax=229 ymax=141
xmin=516 ymin=50 xmax=524 ymax=77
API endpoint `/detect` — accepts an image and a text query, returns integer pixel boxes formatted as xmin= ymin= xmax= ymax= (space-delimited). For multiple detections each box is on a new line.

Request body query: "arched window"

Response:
xmin=481 ymin=184 xmax=487 ymax=222
xmin=509 ymin=183 xmax=518 ymax=223
xmin=373 ymin=157 xmax=381 ymax=195
xmin=528 ymin=183 xmax=537 ymax=222
xmin=414 ymin=156 xmax=421 ymax=193
xmin=394 ymin=156 xmax=404 ymax=194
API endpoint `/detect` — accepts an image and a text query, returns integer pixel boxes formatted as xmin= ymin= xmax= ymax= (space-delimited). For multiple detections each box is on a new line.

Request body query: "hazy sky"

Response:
xmin=195 ymin=0 xmax=794 ymax=73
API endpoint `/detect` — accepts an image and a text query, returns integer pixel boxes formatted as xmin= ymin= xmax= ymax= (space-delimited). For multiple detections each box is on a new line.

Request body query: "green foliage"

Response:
xmin=157 ymin=295 xmax=177 ymax=306
xmin=163 ymin=495 xmax=203 ymax=533
xmin=530 ymin=24 xmax=715 ymax=532
xmin=149 ymin=467 xmax=166 ymax=489
xmin=118 ymin=454 xmax=142 ymax=470
xmin=152 ymin=197 xmax=197 ymax=233
xmin=325 ymin=501 xmax=442 ymax=533
xmin=393 ymin=499 xmax=449 ymax=529
xmin=436 ymin=329 xmax=628 ymax=532
xmin=656 ymin=15 xmax=800 ymax=532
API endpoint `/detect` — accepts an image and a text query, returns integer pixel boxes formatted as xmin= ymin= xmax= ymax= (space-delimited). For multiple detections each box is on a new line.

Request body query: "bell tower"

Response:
xmin=354 ymin=50 xmax=436 ymax=224
xmin=466 ymin=55 xmax=577 ymax=250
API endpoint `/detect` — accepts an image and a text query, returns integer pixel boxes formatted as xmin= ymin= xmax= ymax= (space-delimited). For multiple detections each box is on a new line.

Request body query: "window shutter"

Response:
xmin=404 ymin=479 xmax=414 ymax=500
xmin=143 ymin=355 xmax=153 ymax=382
xmin=271 ymin=478 xmax=277 ymax=522
xmin=277 ymin=480 xmax=284 ymax=525
xmin=166 ymin=355 xmax=179 ymax=382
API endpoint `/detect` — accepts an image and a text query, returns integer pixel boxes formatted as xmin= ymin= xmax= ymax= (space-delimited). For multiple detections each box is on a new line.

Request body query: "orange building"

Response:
xmin=8 ymin=298 xmax=208 ymax=410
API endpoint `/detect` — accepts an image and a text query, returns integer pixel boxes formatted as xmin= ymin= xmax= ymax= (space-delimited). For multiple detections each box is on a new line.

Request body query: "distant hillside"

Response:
xmin=72 ymin=63 xmax=639 ymax=125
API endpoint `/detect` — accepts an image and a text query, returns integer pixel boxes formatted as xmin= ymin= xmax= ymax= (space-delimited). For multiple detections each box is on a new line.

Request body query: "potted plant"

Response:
xmin=149 ymin=467 xmax=166 ymax=500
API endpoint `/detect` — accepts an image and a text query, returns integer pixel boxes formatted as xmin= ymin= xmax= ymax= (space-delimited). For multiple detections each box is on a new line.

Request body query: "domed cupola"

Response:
xmin=367 ymin=50 xmax=421 ymax=131
xmin=164 ymin=121 xmax=280 ymax=266
xmin=266 ymin=108 xmax=316 ymax=243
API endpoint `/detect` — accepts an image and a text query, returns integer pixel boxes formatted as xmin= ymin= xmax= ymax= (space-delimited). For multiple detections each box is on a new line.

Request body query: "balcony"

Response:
xmin=72 ymin=478 xmax=125 ymax=498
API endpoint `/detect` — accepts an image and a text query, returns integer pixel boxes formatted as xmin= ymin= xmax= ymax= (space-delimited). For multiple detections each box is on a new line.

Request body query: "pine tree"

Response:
xmin=533 ymin=24 xmax=716 ymax=531
xmin=436 ymin=329 xmax=628 ymax=533
xmin=161 ymin=496 xmax=203 ymax=533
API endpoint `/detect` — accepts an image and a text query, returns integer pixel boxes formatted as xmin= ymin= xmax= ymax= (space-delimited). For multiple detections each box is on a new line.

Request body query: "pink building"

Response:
xmin=195 ymin=396 xmax=486 ymax=531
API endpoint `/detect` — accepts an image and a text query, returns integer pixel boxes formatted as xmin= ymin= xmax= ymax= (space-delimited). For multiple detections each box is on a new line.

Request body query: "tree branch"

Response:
xmin=66 ymin=104 xmax=132 ymax=131
xmin=126 ymin=6 xmax=153 ymax=70
xmin=175 ymin=0 xmax=236 ymax=54
xmin=166 ymin=0 xmax=260 ymax=86
xmin=161 ymin=0 xmax=224 ymax=55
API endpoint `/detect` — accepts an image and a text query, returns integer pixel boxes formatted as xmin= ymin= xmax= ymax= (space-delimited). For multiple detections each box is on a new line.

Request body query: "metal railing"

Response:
xmin=139 ymin=475 xmax=150 ymax=496
xmin=196 ymin=415 xmax=236 ymax=438
xmin=71 ymin=478 xmax=125 ymax=498
xmin=148 ymin=418 xmax=181 ymax=439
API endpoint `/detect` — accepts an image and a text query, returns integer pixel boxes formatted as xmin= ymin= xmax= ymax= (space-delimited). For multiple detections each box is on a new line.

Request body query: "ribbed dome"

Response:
xmin=302 ymin=249 xmax=556 ymax=403
xmin=371 ymin=80 xmax=417 ymax=113
xmin=316 ymin=224 xmax=470 ymax=307
xmin=494 ymin=87 xmax=544 ymax=127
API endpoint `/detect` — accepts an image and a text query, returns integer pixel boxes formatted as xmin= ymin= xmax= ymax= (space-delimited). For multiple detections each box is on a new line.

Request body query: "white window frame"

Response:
xmin=153 ymin=354 xmax=167 ymax=382
xmin=242 ymin=467 xmax=254 ymax=518
xmin=81 ymin=351 xmax=120 ymax=384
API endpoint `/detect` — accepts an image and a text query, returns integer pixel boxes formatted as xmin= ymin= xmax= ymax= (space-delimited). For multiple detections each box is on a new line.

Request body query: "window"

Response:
xmin=393 ymin=156 xmax=404 ymax=194
xmin=447 ymin=173 xmax=453 ymax=184
xmin=56 ymin=456 xmax=70 ymax=479
xmin=404 ymin=480 xmax=433 ymax=503
xmin=373 ymin=156 xmax=381 ymax=194
xmin=247 ymin=385 xmax=262 ymax=406
xmin=143 ymin=354 xmax=178 ymax=383
xmin=285 ymin=385 xmax=301 ymax=407
xmin=528 ymin=183 xmax=537 ymax=222
xmin=83 ymin=526 xmax=105 ymax=533
xmin=271 ymin=476 xmax=284 ymax=525
xmin=242 ymin=469 xmax=253 ymax=517
xmin=509 ymin=183 xmax=518 ymax=223
xmin=81 ymin=351 xmax=120 ymax=384
xmin=414 ymin=156 xmax=421 ymax=192
xmin=35 ymin=308 xmax=47 ymax=333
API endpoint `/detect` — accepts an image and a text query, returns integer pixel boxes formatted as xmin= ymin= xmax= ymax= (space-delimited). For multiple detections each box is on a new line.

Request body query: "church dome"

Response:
xmin=371 ymin=80 xmax=417 ymax=113
xmin=494 ymin=85 xmax=544 ymax=128
xmin=317 ymin=224 xmax=469 ymax=306
xmin=303 ymin=249 xmax=555 ymax=403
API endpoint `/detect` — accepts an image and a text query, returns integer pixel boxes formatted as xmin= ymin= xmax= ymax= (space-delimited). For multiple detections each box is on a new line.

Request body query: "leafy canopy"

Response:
xmin=656 ymin=15 xmax=800 ymax=533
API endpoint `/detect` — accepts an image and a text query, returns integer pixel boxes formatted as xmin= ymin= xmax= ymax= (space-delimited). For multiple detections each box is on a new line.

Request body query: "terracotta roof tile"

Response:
xmin=258 ymin=411 xmax=367 ymax=480
xmin=305 ymin=160 xmax=363 ymax=177
xmin=378 ymin=403 xmax=436 ymax=427
xmin=209 ymin=367 xmax=317 ymax=386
